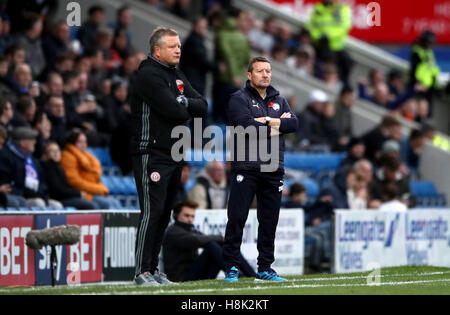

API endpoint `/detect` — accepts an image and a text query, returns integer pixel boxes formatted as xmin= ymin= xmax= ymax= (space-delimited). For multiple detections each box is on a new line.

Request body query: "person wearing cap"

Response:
xmin=296 ymin=89 xmax=329 ymax=149
xmin=410 ymin=30 xmax=440 ymax=111
xmin=0 ymin=126 xmax=63 ymax=208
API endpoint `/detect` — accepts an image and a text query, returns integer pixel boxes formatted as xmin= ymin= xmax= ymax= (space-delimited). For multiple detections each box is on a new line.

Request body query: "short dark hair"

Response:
xmin=65 ymin=129 xmax=85 ymax=146
xmin=16 ymin=96 xmax=34 ymax=115
xmin=247 ymin=56 xmax=270 ymax=73
xmin=88 ymin=5 xmax=105 ymax=16
xmin=382 ymin=183 xmax=400 ymax=201
xmin=380 ymin=114 xmax=401 ymax=128
xmin=172 ymin=200 xmax=199 ymax=220
xmin=289 ymin=183 xmax=306 ymax=198
xmin=149 ymin=26 xmax=179 ymax=55
xmin=0 ymin=98 xmax=11 ymax=116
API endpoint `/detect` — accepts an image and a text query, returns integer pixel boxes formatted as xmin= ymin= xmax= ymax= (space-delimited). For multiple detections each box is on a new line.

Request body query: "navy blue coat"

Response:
xmin=227 ymin=81 xmax=298 ymax=173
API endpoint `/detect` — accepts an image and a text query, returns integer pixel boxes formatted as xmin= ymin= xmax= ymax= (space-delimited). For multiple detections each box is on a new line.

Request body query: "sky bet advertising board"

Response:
xmin=334 ymin=210 xmax=450 ymax=273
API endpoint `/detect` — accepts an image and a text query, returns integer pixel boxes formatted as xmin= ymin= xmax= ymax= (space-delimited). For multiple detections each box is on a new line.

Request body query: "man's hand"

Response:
xmin=176 ymin=95 xmax=189 ymax=108
xmin=280 ymin=112 xmax=292 ymax=119
xmin=254 ymin=117 xmax=266 ymax=124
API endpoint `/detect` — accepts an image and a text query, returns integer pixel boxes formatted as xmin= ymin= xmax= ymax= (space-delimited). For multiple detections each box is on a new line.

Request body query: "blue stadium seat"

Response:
xmin=410 ymin=181 xmax=438 ymax=197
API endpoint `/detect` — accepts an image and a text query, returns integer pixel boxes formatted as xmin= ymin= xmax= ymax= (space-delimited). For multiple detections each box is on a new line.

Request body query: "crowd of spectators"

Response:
xmin=0 ymin=0 xmax=444 ymax=274
xmin=0 ymin=2 xmax=143 ymax=209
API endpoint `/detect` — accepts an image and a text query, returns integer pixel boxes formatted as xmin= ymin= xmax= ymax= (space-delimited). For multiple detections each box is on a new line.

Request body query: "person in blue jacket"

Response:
xmin=223 ymin=56 xmax=299 ymax=282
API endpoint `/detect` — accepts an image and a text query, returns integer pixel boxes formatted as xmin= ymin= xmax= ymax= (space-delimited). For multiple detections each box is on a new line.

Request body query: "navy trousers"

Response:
xmin=223 ymin=170 xmax=283 ymax=272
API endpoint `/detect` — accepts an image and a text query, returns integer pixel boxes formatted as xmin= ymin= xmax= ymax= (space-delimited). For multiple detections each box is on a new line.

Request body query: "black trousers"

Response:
xmin=183 ymin=241 xmax=256 ymax=282
xmin=132 ymin=153 xmax=182 ymax=276
xmin=223 ymin=170 xmax=283 ymax=272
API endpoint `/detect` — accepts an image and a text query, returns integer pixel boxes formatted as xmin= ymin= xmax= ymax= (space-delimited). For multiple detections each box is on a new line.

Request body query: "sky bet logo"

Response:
xmin=338 ymin=214 xmax=400 ymax=249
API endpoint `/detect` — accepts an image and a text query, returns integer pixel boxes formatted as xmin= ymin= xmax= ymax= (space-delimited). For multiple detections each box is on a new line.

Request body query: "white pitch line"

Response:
xmin=118 ymin=279 xmax=450 ymax=295
xmin=1 ymin=271 xmax=450 ymax=293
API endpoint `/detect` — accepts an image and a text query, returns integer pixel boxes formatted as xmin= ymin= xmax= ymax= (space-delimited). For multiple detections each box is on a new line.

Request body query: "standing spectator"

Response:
xmin=212 ymin=8 xmax=251 ymax=123
xmin=41 ymin=142 xmax=97 ymax=210
xmin=15 ymin=13 xmax=46 ymax=78
xmin=307 ymin=0 xmax=353 ymax=85
xmin=0 ymin=127 xmax=62 ymax=208
xmin=108 ymin=5 xmax=133 ymax=48
xmin=180 ymin=16 xmax=215 ymax=96
xmin=162 ymin=200 xmax=255 ymax=282
xmin=188 ymin=161 xmax=229 ymax=209
xmin=31 ymin=110 xmax=52 ymax=159
xmin=410 ymin=30 xmax=439 ymax=107
xmin=60 ymin=129 xmax=121 ymax=209
xmin=335 ymin=86 xmax=355 ymax=148
xmin=77 ymin=5 xmax=105 ymax=50
xmin=42 ymin=20 xmax=71 ymax=66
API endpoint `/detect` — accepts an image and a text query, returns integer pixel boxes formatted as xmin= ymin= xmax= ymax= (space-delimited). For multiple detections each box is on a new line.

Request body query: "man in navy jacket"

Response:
xmin=223 ymin=57 xmax=298 ymax=282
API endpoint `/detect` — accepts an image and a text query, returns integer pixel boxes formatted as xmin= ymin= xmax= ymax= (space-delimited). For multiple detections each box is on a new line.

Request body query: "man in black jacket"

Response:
xmin=130 ymin=27 xmax=208 ymax=286
xmin=162 ymin=200 xmax=255 ymax=282
xmin=223 ymin=57 xmax=298 ymax=282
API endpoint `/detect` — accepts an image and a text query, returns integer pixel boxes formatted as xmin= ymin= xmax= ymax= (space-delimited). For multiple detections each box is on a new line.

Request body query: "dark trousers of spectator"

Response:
xmin=223 ymin=170 xmax=283 ymax=272
xmin=183 ymin=241 xmax=256 ymax=281
xmin=61 ymin=197 xmax=97 ymax=210
xmin=212 ymin=81 xmax=239 ymax=124
xmin=132 ymin=153 xmax=182 ymax=276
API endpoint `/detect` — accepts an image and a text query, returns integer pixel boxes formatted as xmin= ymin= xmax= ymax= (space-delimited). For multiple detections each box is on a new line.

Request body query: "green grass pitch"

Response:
xmin=1 ymin=266 xmax=450 ymax=295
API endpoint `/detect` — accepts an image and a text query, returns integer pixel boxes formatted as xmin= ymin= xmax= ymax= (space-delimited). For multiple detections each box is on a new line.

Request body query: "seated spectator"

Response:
xmin=296 ymin=89 xmax=328 ymax=149
xmin=52 ymin=52 xmax=75 ymax=75
xmin=98 ymin=79 xmax=129 ymax=134
xmin=15 ymin=12 xmax=46 ymax=78
xmin=31 ymin=110 xmax=51 ymax=159
xmin=321 ymin=101 xmax=339 ymax=150
xmin=400 ymin=129 xmax=426 ymax=177
xmin=174 ymin=161 xmax=191 ymax=205
xmin=60 ymin=129 xmax=121 ymax=209
xmin=0 ymin=13 xmax=15 ymax=55
xmin=359 ymin=81 xmax=426 ymax=111
xmin=36 ymin=72 xmax=64 ymax=108
xmin=95 ymin=27 xmax=118 ymax=70
xmin=415 ymin=96 xmax=430 ymax=123
xmin=361 ymin=114 xmax=402 ymax=162
xmin=4 ymin=44 xmax=26 ymax=78
xmin=41 ymin=142 xmax=97 ymax=210
xmin=370 ymin=155 xmax=414 ymax=208
xmin=44 ymin=95 xmax=68 ymax=147
xmin=379 ymin=183 xmax=408 ymax=212
xmin=162 ymin=200 xmax=256 ymax=282
xmin=401 ymin=97 xmax=417 ymax=121
xmin=0 ymin=98 xmax=14 ymax=136
xmin=285 ymin=48 xmax=312 ymax=77
xmin=387 ymin=70 xmax=405 ymax=98
xmin=284 ymin=183 xmax=308 ymax=208
xmin=323 ymin=64 xmax=342 ymax=91
xmin=9 ymin=64 xmax=33 ymax=100
xmin=338 ymin=137 xmax=366 ymax=170
xmin=11 ymin=95 xmax=37 ymax=128
xmin=0 ymin=55 xmax=16 ymax=103
xmin=320 ymin=169 xmax=368 ymax=210
xmin=188 ymin=161 xmax=229 ymax=209
xmin=110 ymin=28 xmax=131 ymax=66
xmin=0 ymin=127 xmax=62 ymax=208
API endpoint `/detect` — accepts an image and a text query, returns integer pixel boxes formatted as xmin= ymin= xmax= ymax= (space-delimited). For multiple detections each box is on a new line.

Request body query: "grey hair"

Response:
xmin=149 ymin=26 xmax=179 ymax=55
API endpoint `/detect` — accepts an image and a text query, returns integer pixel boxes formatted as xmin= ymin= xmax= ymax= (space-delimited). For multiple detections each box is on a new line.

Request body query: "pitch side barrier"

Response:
xmin=0 ymin=209 xmax=304 ymax=287
xmin=333 ymin=209 xmax=450 ymax=274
